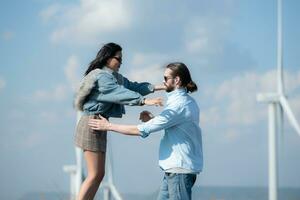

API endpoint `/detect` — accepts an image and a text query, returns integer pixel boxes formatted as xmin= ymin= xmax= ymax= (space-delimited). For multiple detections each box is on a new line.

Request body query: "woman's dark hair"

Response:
xmin=166 ymin=62 xmax=198 ymax=93
xmin=84 ymin=42 xmax=122 ymax=76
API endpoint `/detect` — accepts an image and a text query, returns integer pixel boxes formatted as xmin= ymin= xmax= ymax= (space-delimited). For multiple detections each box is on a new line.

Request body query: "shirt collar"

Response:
xmin=166 ymin=88 xmax=187 ymax=99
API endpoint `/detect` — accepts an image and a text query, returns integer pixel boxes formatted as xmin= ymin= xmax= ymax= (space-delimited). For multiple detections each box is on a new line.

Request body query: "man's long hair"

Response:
xmin=166 ymin=62 xmax=198 ymax=93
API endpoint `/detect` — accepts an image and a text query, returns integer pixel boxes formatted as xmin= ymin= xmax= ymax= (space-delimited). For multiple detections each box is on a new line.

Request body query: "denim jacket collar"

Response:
xmin=103 ymin=66 xmax=114 ymax=74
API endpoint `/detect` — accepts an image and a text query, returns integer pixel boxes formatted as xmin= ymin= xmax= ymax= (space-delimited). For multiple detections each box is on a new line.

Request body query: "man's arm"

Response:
xmin=89 ymin=106 xmax=182 ymax=138
xmin=88 ymin=115 xmax=140 ymax=136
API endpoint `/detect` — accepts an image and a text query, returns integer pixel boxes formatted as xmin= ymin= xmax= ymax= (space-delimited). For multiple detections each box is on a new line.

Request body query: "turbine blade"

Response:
xmin=280 ymin=96 xmax=300 ymax=136
xmin=277 ymin=0 xmax=284 ymax=94
xmin=110 ymin=185 xmax=123 ymax=200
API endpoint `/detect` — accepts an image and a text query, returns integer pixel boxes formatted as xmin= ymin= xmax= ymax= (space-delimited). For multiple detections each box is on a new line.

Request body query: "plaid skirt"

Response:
xmin=74 ymin=115 xmax=107 ymax=152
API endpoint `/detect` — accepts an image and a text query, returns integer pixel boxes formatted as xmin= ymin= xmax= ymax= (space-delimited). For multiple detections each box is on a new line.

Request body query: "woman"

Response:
xmin=74 ymin=42 xmax=165 ymax=200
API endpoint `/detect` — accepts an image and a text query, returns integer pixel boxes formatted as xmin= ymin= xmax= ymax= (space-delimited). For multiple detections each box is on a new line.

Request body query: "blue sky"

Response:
xmin=1 ymin=0 xmax=300 ymax=199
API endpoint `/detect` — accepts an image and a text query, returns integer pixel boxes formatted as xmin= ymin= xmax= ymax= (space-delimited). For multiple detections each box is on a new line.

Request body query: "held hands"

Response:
xmin=144 ymin=97 xmax=163 ymax=106
xmin=88 ymin=115 xmax=110 ymax=131
xmin=139 ymin=110 xmax=154 ymax=122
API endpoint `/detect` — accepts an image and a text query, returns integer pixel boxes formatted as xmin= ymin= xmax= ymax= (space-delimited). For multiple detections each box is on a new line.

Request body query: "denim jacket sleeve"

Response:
xmin=94 ymin=72 xmax=144 ymax=106
xmin=120 ymin=74 xmax=155 ymax=96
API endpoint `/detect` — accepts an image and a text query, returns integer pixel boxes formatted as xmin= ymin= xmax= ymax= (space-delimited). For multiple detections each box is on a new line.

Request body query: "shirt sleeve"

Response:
xmin=122 ymin=75 xmax=155 ymax=96
xmin=94 ymin=73 xmax=144 ymax=105
xmin=137 ymin=106 xmax=183 ymax=138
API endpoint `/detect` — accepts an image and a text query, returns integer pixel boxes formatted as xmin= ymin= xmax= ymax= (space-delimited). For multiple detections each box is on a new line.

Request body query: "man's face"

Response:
xmin=163 ymin=68 xmax=176 ymax=93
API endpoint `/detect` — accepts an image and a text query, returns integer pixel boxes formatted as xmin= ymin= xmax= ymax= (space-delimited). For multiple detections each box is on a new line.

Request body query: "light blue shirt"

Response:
xmin=137 ymin=88 xmax=203 ymax=173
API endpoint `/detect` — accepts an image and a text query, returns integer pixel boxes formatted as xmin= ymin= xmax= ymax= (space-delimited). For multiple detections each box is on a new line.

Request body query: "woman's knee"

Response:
xmin=87 ymin=171 xmax=105 ymax=184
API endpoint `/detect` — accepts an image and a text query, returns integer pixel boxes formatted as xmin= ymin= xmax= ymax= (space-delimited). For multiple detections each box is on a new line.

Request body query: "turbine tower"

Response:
xmin=63 ymin=112 xmax=84 ymax=200
xmin=256 ymin=0 xmax=300 ymax=200
xmin=63 ymin=111 xmax=123 ymax=200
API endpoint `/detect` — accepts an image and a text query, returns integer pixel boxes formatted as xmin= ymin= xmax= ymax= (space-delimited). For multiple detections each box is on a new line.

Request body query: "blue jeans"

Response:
xmin=157 ymin=173 xmax=197 ymax=200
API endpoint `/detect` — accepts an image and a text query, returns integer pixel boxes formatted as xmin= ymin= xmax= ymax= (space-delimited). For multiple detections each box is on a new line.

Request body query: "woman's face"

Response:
xmin=106 ymin=51 xmax=122 ymax=72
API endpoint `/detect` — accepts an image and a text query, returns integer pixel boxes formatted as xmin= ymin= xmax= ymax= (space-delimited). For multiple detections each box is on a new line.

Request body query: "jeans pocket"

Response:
xmin=187 ymin=174 xmax=197 ymax=188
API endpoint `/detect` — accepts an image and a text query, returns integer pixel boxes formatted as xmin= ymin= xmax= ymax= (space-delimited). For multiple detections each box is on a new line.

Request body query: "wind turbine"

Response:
xmin=100 ymin=134 xmax=123 ymax=200
xmin=256 ymin=0 xmax=300 ymax=200
xmin=63 ymin=111 xmax=123 ymax=200
xmin=63 ymin=112 xmax=84 ymax=200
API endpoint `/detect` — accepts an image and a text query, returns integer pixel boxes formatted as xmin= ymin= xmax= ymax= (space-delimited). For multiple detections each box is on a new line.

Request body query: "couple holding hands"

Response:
xmin=74 ymin=42 xmax=203 ymax=200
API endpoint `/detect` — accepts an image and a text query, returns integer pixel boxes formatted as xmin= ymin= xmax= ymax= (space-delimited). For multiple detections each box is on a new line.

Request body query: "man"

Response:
xmin=89 ymin=62 xmax=203 ymax=200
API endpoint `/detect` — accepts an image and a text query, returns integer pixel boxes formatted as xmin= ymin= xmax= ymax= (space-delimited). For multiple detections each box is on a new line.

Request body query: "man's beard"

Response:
xmin=165 ymin=84 xmax=175 ymax=93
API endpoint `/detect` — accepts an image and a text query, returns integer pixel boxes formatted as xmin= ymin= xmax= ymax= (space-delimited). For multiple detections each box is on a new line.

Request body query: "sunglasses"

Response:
xmin=113 ymin=56 xmax=122 ymax=64
xmin=164 ymin=76 xmax=174 ymax=82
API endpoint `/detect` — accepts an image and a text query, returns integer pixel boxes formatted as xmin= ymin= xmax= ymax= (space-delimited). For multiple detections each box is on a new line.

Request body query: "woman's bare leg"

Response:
xmin=77 ymin=150 xmax=106 ymax=200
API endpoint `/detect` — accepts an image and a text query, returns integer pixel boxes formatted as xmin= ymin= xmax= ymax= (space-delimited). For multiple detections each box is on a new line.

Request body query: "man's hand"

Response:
xmin=139 ymin=110 xmax=154 ymax=122
xmin=88 ymin=115 xmax=111 ymax=131
xmin=144 ymin=97 xmax=163 ymax=106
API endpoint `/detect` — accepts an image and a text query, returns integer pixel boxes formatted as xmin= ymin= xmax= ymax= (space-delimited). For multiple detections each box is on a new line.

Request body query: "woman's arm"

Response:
xmin=121 ymin=74 xmax=166 ymax=95
xmin=96 ymin=73 xmax=163 ymax=106
xmin=154 ymin=84 xmax=167 ymax=91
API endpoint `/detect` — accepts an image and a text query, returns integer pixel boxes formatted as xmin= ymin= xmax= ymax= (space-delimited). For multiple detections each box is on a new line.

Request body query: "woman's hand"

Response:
xmin=144 ymin=97 xmax=163 ymax=106
xmin=154 ymin=84 xmax=167 ymax=91
xmin=139 ymin=110 xmax=154 ymax=122
xmin=88 ymin=115 xmax=111 ymax=131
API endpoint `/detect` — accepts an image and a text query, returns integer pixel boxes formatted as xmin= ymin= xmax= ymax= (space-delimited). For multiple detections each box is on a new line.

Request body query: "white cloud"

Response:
xmin=0 ymin=77 xmax=6 ymax=91
xmin=200 ymin=106 xmax=221 ymax=126
xmin=1 ymin=31 xmax=14 ymax=41
xmin=28 ymin=56 xmax=81 ymax=103
xmin=225 ymin=129 xmax=240 ymax=142
xmin=21 ymin=132 xmax=47 ymax=149
xmin=39 ymin=3 xmax=62 ymax=22
xmin=41 ymin=0 xmax=131 ymax=44
xmin=202 ymin=69 xmax=300 ymax=127
xmin=124 ymin=52 xmax=169 ymax=84
xmin=32 ymin=84 xmax=68 ymax=102
xmin=64 ymin=55 xmax=81 ymax=91
xmin=184 ymin=15 xmax=231 ymax=55
xmin=39 ymin=111 xmax=61 ymax=124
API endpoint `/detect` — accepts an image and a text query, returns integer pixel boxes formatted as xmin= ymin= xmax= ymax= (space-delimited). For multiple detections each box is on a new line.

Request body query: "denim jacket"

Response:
xmin=74 ymin=67 xmax=154 ymax=118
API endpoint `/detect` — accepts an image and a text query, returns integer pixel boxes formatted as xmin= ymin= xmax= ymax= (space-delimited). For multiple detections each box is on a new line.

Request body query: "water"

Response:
xmin=19 ymin=186 xmax=300 ymax=200
xmin=123 ymin=186 xmax=300 ymax=200
xmin=191 ymin=186 xmax=300 ymax=200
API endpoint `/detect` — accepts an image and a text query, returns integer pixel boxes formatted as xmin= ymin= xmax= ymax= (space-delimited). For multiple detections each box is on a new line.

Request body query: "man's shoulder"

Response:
xmin=166 ymin=98 xmax=185 ymax=113
xmin=176 ymin=95 xmax=199 ymax=112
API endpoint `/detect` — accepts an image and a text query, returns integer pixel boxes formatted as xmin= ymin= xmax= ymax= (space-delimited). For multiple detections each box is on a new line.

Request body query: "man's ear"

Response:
xmin=174 ymin=76 xmax=181 ymax=85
